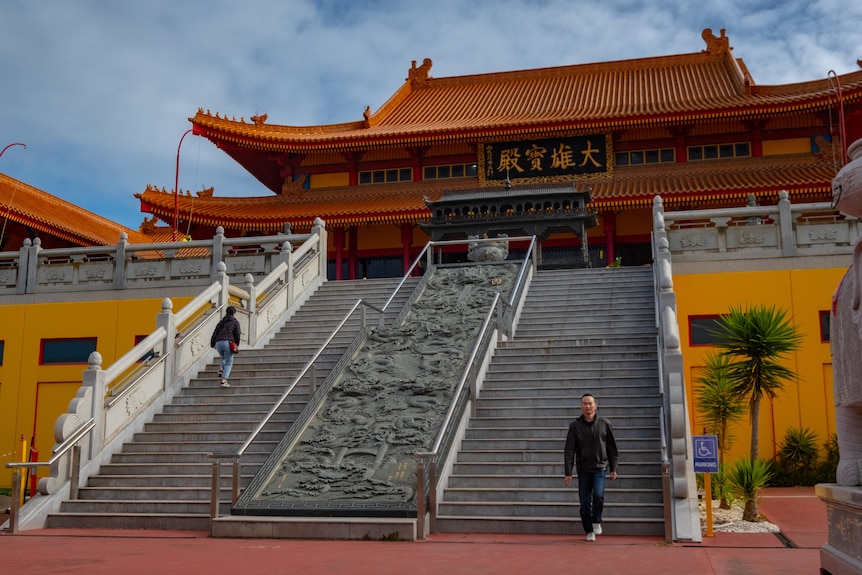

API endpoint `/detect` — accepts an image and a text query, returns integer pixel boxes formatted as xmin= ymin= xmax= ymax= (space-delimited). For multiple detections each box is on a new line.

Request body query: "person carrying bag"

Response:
xmin=210 ymin=306 xmax=241 ymax=388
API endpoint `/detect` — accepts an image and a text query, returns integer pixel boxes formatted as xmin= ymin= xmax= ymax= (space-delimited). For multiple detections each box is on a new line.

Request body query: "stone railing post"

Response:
xmin=777 ymin=190 xmax=796 ymax=256
xmin=82 ymin=351 xmax=107 ymax=455
xmin=211 ymin=226 xmax=225 ymax=282
xmin=312 ymin=217 xmax=328 ymax=279
xmin=156 ymin=298 xmax=177 ymax=386
xmin=284 ymin=241 xmax=295 ymax=305
xmin=16 ymin=238 xmax=32 ymax=294
xmin=113 ymin=232 xmax=128 ymax=289
xmin=216 ymin=261 xmax=231 ymax=309
xmin=243 ymin=273 xmax=256 ymax=346
xmin=23 ymin=237 xmax=41 ymax=294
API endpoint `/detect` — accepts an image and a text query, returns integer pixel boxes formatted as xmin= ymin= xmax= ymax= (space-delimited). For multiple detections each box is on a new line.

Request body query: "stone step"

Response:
xmin=434 ymin=515 xmax=664 ymax=536
xmin=450 ymin=460 xmax=662 ymax=475
xmin=456 ymin=443 xmax=660 ymax=460
xmin=461 ymin=432 xmax=661 ymax=453
xmin=446 ymin=474 xmax=662 ymax=490
xmin=130 ymin=430 xmax=285 ymax=443
xmin=119 ymin=440 xmax=278 ymax=454
xmin=441 ymin=487 xmax=663 ymax=504
xmin=96 ymin=462 xmax=248 ymax=476
xmin=478 ymin=387 xmax=659 ymax=398
xmin=56 ymin=500 xmax=227 ymax=515
xmin=46 ymin=512 xmax=212 ymax=531
xmin=109 ymin=452 xmax=269 ymax=465
xmin=436 ymin=500 xmax=664 ymax=519
xmin=77 ymin=484 xmax=246 ymax=499
xmin=467 ymin=416 xmax=659 ymax=430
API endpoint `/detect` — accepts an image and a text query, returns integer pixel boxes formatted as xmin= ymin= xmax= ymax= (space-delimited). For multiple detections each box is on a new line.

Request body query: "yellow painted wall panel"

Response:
xmin=0 ymin=296 xmax=191 ymax=488
xmin=676 ymin=267 xmax=841 ymax=463
xmin=310 ymin=172 xmax=349 ymax=188
xmin=762 ymin=138 xmax=811 ymax=156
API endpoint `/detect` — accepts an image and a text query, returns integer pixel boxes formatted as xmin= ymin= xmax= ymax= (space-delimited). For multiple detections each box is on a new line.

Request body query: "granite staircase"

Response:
xmin=45 ymin=277 xmax=417 ymax=530
xmin=435 ymin=267 xmax=666 ymax=536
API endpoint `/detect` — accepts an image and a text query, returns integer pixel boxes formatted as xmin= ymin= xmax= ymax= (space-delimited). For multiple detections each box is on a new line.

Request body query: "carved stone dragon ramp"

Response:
xmin=234 ymin=263 xmax=518 ymax=517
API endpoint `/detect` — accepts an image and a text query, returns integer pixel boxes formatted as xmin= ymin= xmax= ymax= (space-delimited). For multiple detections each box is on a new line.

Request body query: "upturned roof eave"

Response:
xmin=192 ymin=95 xmax=854 ymax=154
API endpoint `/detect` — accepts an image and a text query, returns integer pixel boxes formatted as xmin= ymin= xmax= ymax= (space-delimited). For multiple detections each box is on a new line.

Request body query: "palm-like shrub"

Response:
xmin=709 ymin=304 xmax=803 ymax=519
xmin=778 ymin=426 xmax=819 ymax=466
xmin=770 ymin=428 xmax=838 ymax=486
xmin=728 ymin=457 xmax=774 ymax=521
xmin=695 ymin=352 xmax=746 ymax=508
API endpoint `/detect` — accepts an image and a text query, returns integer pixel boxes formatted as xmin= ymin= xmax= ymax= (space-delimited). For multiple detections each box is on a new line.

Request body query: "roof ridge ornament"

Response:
xmin=701 ymin=28 xmax=731 ymax=59
xmin=408 ymin=58 xmax=433 ymax=87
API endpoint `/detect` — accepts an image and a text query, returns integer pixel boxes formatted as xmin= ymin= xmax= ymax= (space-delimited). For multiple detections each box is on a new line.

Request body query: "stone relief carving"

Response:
xmin=132 ymin=264 xmax=158 ymax=277
xmin=736 ymin=231 xmax=766 ymax=245
xmin=42 ymin=268 xmax=68 ymax=282
xmin=251 ymin=264 xmax=517 ymax=506
xmin=124 ymin=387 xmax=145 ymax=416
xmin=679 ymin=235 xmax=709 ymax=248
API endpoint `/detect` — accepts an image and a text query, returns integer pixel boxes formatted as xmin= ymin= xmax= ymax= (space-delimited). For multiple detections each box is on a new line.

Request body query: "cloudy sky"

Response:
xmin=2 ymin=0 xmax=861 ymax=231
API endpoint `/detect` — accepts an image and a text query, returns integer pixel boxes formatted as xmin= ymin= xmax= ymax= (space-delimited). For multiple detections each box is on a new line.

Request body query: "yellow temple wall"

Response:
xmin=0 ymin=297 xmax=191 ymax=489
xmin=674 ymin=267 xmax=841 ymax=465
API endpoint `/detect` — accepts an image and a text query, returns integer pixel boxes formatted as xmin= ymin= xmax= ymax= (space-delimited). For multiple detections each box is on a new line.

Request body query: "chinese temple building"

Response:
xmin=135 ymin=28 xmax=862 ymax=279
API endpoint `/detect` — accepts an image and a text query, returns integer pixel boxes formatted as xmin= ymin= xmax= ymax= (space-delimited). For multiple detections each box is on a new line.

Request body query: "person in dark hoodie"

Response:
xmin=210 ymin=306 xmax=241 ymax=388
xmin=564 ymin=393 xmax=618 ymax=541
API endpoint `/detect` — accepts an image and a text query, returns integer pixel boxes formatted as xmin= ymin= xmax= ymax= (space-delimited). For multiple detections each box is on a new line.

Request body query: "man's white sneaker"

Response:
xmin=593 ymin=524 xmax=602 ymax=535
xmin=585 ymin=532 xmax=596 ymax=542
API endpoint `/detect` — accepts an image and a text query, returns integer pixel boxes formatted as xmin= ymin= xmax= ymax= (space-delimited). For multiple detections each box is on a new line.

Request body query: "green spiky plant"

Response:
xmin=695 ymin=351 xmax=746 ymax=508
xmin=709 ymin=304 xmax=803 ymax=520
xmin=727 ymin=458 xmax=774 ymax=521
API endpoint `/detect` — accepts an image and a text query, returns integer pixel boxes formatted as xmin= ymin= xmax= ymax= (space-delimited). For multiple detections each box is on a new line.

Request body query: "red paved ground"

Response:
xmin=0 ymin=487 xmax=828 ymax=575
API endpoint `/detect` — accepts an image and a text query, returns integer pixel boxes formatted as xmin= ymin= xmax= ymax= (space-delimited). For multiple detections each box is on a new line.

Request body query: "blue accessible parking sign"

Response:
xmin=693 ymin=435 xmax=719 ymax=473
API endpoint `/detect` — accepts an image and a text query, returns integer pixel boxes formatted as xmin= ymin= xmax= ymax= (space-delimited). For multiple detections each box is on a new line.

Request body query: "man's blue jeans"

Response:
xmin=577 ymin=471 xmax=606 ymax=534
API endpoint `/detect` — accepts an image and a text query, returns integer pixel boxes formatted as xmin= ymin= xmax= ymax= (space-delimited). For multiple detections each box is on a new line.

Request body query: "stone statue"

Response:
xmin=830 ymin=137 xmax=862 ymax=486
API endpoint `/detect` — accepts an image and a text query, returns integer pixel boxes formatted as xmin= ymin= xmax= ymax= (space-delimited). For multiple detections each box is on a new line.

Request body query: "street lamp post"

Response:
xmin=174 ymin=129 xmax=194 ymax=241
xmin=1 ymin=142 xmax=26 ymax=159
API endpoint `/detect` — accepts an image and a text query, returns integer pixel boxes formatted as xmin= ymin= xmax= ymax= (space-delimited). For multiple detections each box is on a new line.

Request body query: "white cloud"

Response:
xmin=1 ymin=0 xmax=859 ymax=230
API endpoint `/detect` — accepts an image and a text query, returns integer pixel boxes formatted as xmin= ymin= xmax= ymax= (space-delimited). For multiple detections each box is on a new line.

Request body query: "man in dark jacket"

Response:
xmin=564 ymin=393 xmax=618 ymax=541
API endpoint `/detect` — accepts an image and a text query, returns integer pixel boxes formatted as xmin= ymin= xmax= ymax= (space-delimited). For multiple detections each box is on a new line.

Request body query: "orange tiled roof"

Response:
xmin=190 ymin=29 xmax=862 ymax=194
xmin=192 ymin=32 xmax=862 ymax=148
xmin=1 ymin=173 xmax=153 ymax=246
xmin=137 ymin=153 xmax=836 ymax=229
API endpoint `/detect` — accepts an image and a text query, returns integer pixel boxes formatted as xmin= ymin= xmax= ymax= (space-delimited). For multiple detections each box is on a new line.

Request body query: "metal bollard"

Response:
xmin=415 ymin=455 xmax=426 ymax=540
xmin=9 ymin=470 xmax=21 ymax=533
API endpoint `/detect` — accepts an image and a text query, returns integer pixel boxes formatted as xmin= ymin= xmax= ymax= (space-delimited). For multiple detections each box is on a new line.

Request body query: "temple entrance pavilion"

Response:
xmin=420 ymin=183 xmax=597 ymax=268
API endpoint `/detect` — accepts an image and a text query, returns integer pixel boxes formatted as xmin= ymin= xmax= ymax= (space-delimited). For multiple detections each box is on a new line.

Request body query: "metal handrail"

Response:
xmin=413 ymin=237 xmax=537 ymax=536
xmin=6 ymin=418 xmax=96 ymax=470
xmin=208 ymin=298 xmax=386 ymax=519
xmin=231 ymin=298 xmax=384 ymax=459
xmin=5 ymin=418 xmax=95 ymax=533
xmin=415 ymin=292 xmax=502 ymax=536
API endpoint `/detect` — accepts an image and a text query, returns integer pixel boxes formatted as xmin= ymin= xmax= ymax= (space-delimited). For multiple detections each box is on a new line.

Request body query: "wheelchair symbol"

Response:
xmin=696 ymin=440 xmax=714 ymax=458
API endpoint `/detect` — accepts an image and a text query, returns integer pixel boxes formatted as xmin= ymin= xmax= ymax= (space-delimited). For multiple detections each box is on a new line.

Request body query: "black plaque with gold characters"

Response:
xmin=479 ymin=134 xmax=613 ymax=186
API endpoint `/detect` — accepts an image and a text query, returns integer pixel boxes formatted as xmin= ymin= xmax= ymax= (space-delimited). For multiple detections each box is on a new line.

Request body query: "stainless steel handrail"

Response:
xmin=5 ymin=417 xmax=95 ymax=533
xmin=6 ymin=418 xmax=96 ymax=470
xmin=415 ymin=292 xmax=501 ymax=537
xmin=208 ymin=298 xmax=385 ymax=519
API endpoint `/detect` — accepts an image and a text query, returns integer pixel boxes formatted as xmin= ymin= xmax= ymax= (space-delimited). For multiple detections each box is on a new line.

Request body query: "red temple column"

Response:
xmin=348 ymin=227 xmax=358 ymax=280
xmin=333 ymin=227 xmax=345 ymax=281
xmin=602 ymin=210 xmax=616 ymax=264
xmin=401 ymin=223 xmax=413 ymax=275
